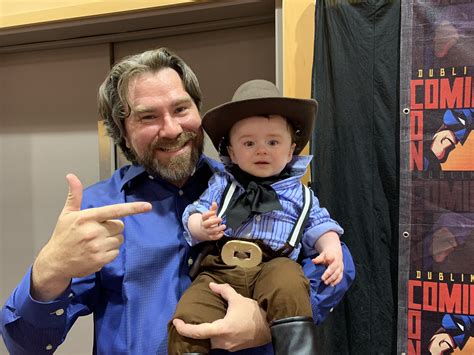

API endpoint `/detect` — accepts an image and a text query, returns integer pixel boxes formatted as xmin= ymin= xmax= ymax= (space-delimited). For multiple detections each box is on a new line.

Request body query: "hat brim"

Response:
xmin=202 ymin=97 xmax=318 ymax=155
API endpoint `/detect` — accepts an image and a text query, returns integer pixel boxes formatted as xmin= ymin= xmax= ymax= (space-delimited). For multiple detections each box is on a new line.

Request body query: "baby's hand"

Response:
xmin=200 ymin=202 xmax=226 ymax=240
xmin=312 ymin=244 xmax=344 ymax=286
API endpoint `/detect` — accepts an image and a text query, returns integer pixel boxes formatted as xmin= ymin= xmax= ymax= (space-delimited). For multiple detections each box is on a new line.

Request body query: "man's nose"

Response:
xmin=159 ymin=114 xmax=183 ymax=139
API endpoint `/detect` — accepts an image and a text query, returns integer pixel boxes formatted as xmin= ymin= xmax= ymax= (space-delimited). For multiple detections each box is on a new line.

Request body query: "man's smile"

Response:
xmin=156 ymin=140 xmax=192 ymax=156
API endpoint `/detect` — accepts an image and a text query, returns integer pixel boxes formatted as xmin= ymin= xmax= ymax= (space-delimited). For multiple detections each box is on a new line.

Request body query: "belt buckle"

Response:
xmin=221 ymin=240 xmax=262 ymax=268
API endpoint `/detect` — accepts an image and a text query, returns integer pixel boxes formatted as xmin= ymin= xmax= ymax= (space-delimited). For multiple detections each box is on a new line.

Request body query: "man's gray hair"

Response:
xmin=97 ymin=47 xmax=202 ymax=163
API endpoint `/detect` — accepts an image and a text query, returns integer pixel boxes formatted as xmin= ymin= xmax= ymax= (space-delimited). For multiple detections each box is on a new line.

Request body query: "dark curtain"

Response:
xmin=311 ymin=1 xmax=400 ymax=353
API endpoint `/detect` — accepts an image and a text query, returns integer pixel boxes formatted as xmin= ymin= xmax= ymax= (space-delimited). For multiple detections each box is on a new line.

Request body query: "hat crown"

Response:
xmin=232 ymin=79 xmax=282 ymax=102
xmin=202 ymin=78 xmax=317 ymax=156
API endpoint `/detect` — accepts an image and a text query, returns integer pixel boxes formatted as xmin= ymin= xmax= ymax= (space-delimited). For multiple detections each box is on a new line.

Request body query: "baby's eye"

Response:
xmin=243 ymin=141 xmax=254 ymax=147
xmin=268 ymin=140 xmax=279 ymax=146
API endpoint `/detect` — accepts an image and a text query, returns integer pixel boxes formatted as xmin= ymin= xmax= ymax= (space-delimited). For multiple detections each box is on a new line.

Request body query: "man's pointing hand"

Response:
xmin=31 ymin=174 xmax=152 ymax=301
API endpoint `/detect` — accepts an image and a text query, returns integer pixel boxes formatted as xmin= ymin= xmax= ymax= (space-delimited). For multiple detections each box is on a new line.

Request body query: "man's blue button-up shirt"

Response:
xmin=1 ymin=156 xmax=355 ymax=354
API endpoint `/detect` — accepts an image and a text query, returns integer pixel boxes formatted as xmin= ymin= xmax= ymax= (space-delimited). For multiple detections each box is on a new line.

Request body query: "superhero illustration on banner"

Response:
xmin=424 ymin=109 xmax=473 ymax=171
xmin=429 ymin=314 xmax=474 ymax=354
xmin=401 ymin=1 xmax=474 ymax=354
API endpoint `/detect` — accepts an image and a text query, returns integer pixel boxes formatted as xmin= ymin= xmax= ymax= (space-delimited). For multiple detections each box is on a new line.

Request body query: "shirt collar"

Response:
xmin=118 ymin=155 xmax=223 ymax=191
xmin=120 ymin=164 xmax=147 ymax=191
xmin=288 ymin=155 xmax=313 ymax=171
xmin=285 ymin=155 xmax=313 ymax=178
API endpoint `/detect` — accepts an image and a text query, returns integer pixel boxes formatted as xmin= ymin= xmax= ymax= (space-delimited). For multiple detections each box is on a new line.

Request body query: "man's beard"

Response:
xmin=135 ymin=130 xmax=204 ymax=183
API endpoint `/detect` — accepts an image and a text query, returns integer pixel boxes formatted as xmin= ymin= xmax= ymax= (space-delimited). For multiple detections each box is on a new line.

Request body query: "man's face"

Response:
xmin=124 ymin=68 xmax=203 ymax=186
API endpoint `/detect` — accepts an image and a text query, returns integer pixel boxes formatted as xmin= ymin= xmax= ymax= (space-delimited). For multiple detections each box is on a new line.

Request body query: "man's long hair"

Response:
xmin=97 ymin=47 xmax=202 ymax=164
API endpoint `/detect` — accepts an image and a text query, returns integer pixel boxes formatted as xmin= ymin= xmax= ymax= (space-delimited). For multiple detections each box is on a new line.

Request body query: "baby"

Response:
xmin=168 ymin=79 xmax=345 ymax=354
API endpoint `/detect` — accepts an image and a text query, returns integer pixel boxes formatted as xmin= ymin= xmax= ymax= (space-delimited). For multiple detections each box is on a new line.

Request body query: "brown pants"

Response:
xmin=167 ymin=255 xmax=312 ymax=354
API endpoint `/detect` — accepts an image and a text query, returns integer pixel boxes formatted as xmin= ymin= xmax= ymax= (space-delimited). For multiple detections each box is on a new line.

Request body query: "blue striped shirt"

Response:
xmin=183 ymin=155 xmax=344 ymax=260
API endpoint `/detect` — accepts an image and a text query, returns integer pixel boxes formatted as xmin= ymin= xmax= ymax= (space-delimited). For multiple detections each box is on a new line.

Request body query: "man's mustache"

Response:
xmin=151 ymin=132 xmax=197 ymax=151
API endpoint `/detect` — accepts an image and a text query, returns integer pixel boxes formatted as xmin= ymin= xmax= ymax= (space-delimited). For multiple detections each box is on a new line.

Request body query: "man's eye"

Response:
xmin=141 ymin=115 xmax=155 ymax=120
xmin=175 ymin=106 xmax=188 ymax=114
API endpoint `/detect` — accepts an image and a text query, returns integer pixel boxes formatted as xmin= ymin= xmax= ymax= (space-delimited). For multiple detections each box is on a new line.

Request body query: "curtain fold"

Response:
xmin=311 ymin=1 xmax=400 ymax=353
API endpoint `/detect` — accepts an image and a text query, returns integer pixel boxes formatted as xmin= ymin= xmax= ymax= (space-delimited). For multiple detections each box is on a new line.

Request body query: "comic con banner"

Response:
xmin=398 ymin=1 xmax=474 ymax=354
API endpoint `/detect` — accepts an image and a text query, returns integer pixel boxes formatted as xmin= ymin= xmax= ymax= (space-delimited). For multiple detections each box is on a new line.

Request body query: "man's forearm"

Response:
xmin=1 ymin=266 xmax=74 ymax=354
xmin=1 ymin=308 xmax=66 ymax=354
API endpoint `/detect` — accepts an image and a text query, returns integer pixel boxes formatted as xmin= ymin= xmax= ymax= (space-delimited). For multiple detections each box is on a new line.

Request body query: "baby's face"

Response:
xmin=227 ymin=115 xmax=296 ymax=178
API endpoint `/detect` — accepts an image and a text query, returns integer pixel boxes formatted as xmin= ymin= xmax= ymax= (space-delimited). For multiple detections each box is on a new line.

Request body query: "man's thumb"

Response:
xmin=208 ymin=282 xmax=237 ymax=301
xmin=63 ymin=173 xmax=83 ymax=213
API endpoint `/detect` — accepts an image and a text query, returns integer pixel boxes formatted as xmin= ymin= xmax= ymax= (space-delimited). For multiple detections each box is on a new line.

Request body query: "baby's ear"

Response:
xmin=288 ymin=143 xmax=297 ymax=160
xmin=227 ymin=145 xmax=236 ymax=162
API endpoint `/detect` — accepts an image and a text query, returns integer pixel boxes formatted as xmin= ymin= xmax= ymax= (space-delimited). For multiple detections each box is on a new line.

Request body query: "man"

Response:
xmin=1 ymin=48 xmax=354 ymax=354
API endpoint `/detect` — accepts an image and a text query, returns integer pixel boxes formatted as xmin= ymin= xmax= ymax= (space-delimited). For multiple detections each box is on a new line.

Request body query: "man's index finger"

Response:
xmin=85 ymin=202 xmax=152 ymax=222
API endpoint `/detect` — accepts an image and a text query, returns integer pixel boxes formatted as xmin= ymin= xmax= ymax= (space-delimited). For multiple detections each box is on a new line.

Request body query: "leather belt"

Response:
xmin=189 ymin=237 xmax=282 ymax=279
xmin=216 ymin=237 xmax=281 ymax=267
xmin=219 ymin=240 xmax=263 ymax=268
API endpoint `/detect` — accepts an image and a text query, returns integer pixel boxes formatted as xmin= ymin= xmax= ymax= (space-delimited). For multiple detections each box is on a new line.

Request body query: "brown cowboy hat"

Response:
xmin=202 ymin=79 xmax=318 ymax=155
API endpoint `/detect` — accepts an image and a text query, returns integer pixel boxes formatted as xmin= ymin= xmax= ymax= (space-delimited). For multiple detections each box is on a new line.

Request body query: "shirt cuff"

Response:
xmin=182 ymin=203 xmax=210 ymax=246
xmin=15 ymin=266 xmax=73 ymax=329
xmin=302 ymin=241 xmax=355 ymax=324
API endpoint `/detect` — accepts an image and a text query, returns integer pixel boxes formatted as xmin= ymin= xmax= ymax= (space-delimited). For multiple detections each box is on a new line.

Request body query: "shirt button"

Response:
xmin=255 ymin=215 xmax=261 ymax=222
xmin=55 ymin=309 xmax=64 ymax=316
xmin=46 ymin=344 xmax=53 ymax=350
xmin=178 ymin=190 xmax=184 ymax=196
xmin=188 ymin=258 xmax=193 ymax=266
xmin=330 ymin=307 xmax=334 ymax=312
xmin=148 ymin=175 xmax=154 ymax=180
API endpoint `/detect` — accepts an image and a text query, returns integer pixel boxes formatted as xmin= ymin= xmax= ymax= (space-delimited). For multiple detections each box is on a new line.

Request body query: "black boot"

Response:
xmin=270 ymin=316 xmax=317 ymax=355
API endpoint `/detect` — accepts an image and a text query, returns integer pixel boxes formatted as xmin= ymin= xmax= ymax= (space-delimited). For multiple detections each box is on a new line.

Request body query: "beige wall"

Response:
xmin=0 ymin=44 xmax=109 ymax=355
xmin=283 ymin=0 xmax=315 ymax=100
xmin=0 ymin=0 xmax=204 ymax=28
xmin=282 ymin=0 xmax=315 ymax=183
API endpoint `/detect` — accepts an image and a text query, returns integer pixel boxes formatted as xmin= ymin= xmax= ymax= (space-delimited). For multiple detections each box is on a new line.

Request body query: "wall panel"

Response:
xmin=0 ymin=44 xmax=110 ymax=355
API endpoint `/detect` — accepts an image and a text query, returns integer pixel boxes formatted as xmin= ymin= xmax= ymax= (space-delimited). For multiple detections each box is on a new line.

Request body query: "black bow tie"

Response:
xmin=225 ymin=166 xmax=287 ymax=230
